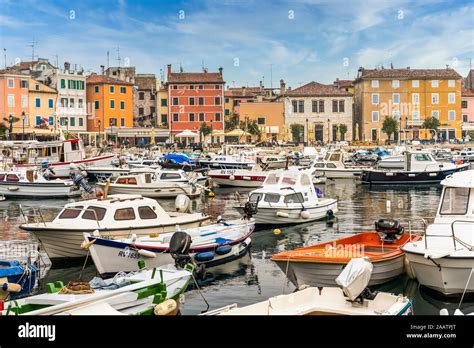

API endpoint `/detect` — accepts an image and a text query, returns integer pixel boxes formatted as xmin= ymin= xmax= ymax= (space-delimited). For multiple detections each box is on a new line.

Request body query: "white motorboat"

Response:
xmin=402 ymin=170 xmax=474 ymax=295
xmin=84 ymin=217 xmax=255 ymax=276
xmin=0 ymin=265 xmax=193 ymax=315
xmin=208 ymin=168 xmax=267 ymax=188
xmin=235 ymin=169 xmax=338 ymax=225
xmin=454 ymin=147 xmax=474 ymax=162
xmin=377 ymin=155 xmax=405 ymax=169
xmin=204 ymin=258 xmax=413 ymax=316
xmin=20 ymin=194 xmax=211 ymax=260
xmin=259 ymin=155 xmax=288 ymax=169
xmin=97 ymin=171 xmax=203 ymax=198
xmin=0 ymin=168 xmax=81 ymax=198
xmin=198 ymin=154 xmax=255 ymax=170
xmin=310 ymin=150 xmax=370 ymax=179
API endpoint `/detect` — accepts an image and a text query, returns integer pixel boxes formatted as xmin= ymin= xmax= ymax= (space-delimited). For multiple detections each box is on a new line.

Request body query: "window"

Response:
xmin=431 ymin=93 xmax=439 ymax=104
xmin=173 ymin=85 xmax=177 ymax=90
xmin=332 ymin=100 xmax=338 ymax=112
xmin=215 ymin=97 xmax=221 ymax=105
xmin=462 ymin=100 xmax=468 ymax=108
xmin=120 ymin=101 xmax=125 ymax=110
xmin=448 ymin=80 xmax=455 ymax=87
xmin=7 ymin=95 xmax=14 ymax=107
xmin=173 ymin=97 xmax=179 ymax=105
xmin=432 ymin=110 xmax=439 ymax=118
xmin=440 ymin=187 xmax=469 ymax=215
xmin=20 ymin=80 xmax=28 ymax=88
xmin=257 ymin=117 xmax=265 ymax=125
xmin=326 ymin=163 xmax=337 ymax=168
xmin=82 ymin=206 xmax=106 ymax=221
xmin=35 ymin=84 xmax=40 ymax=91
xmin=70 ymin=117 xmax=75 ymax=127
xmin=35 ymin=98 xmax=41 ymax=107
xmin=36 ymin=116 xmax=41 ymax=125
xmin=414 ymin=153 xmax=431 ymax=161
xmin=412 ymin=80 xmax=419 ymax=88
xmin=298 ymin=100 xmax=304 ymax=113
xmin=109 ymin=118 xmax=117 ymax=126
xmin=448 ymin=110 xmax=456 ymax=120
xmin=431 ymin=80 xmax=439 ymax=88
xmin=392 ymin=80 xmax=400 ymax=88
xmin=114 ymin=208 xmax=136 ymax=221
xmin=58 ymin=206 xmax=83 ymax=219
xmin=190 ymin=85 xmax=194 ymax=90
xmin=22 ymin=95 xmax=28 ymax=107
xmin=161 ymin=114 xmax=167 ymax=124
xmin=110 ymin=100 xmax=115 ymax=109
xmin=372 ymin=93 xmax=379 ymax=104
xmin=139 ymin=92 xmax=144 ymax=100
xmin=463 ymin=115 xmax=468 ymax=122
xmin=60 ymin=117 xmax=67 ymax=126
xmin=199 ymin=113 xmax=204 ymax=121
xmin=150 ymin=106 xmax=155 ymax=115
xmin=120 ymin=87 xmax=126 ymax=93
xmin=161 ymin=99 xmax=167 ymax=107
xmin=319 ymin=100 xmax=324 ymax=112
xmin=412 ymin=93 xmax=419 ymax=104
xmin=215 ymin=85 xmax=220 ymax=89
xmin=371 ymin=80 xmax=379 ymax=88
xmin=121 ymin=118 xmax=125 ymax=127
xmin=393 ymin=111 xmax=400 ymax=120
xmin=48 ymin=99 xmax=54 ymax=108
xmin=198 ymin=97 xmax=204 ymax=105
xmin=339 ymin=100 xmax=345 ymax=112
xmin=110 ymin=86 xmax=115 ymax=93
xmin=138 ymin=206 xmax=157 ymax=219
xmin=189 ymin=113 xmax=195 ymax=121
xmin=392 ymin=93 xmax=400 ymax=104
xmin=412 ymin=111 xmax=420 ymax=120
xmin=225 ymin=109 xmax=230 ymax=116
xmin=95 ymin=101 xmax=99 ymax=109
xmin=264 ymin=193 xmax=280 ymax=203
xmin=292 ymin=100 xmax=297 ymax=113
xmin=49 ymin=116 xmax=54 ymax=125
xmin=225 ymin=97 xmax=229 ymax=103
xmin=173 ymin=113 xmax=179 ymax=122
xmin=95 ymin=86 xmax=99 ymax=93
xmin=372 ymin=111 xmax=379 ymax=122
xmin=61 ymin=79 xmax=66 ymax=89
xmin=198 ymin=85 xmax=203 ymax=90
xmin=249 ymin=193 xmax=263 ymax=202
xmin=284 ymin=193 xmax=304 ymax=204
xmin=78 ymin=99 xmax=83 ymax=108
xmin=69 ymin=98 xmax=74 ymax=108
xmin=448 ymin=93 xmax=455 ymax=104
xmin=6 ymin=174 xmax=19 ymax=182
xmin=68 ymin=80 xmax=71 ymax=89
xmin=79 ymin=118 xmax=84 ymax=127
xmin=265 ymin=172 xmax=282 ymax=185
xmin=312 ymin=100 xmax=318 ymax=112
xmin=215 ymin=113 xmax=221 ymax=121
xmin=160 ymin=173 xmax=181 ymax=180
xmin=189 ymin=97 xmax=195 ymax=105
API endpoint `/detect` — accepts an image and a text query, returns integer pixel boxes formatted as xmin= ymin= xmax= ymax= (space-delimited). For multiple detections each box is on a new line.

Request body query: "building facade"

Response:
xmin=28 ymin=78 xmax=57 ymax=135
xmin=167 ymin=64 xmax=225 ymax=139
xmin=280 ymin=81 xmax=353 ymax=143
xmin=135 ymin=74 xmax=157 ymax=127
xmin=461 ymin=88 xmax=474 ymax=138
xmin=0 ymin=69 xmax=30 ymax=138
xmin=86 ymin=74 xmax=134 ymax=142
xmin=354 ymin=67 xmax=462 ymax=142
xmin=157 ymin=81 xmax=169 ymax=128
xmin=239 ymin=101 xmax=285 ymax=142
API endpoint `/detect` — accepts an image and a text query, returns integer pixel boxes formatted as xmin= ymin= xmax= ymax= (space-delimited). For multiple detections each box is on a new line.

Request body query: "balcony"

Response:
xmin=406 ymin=120 xmax=423 ymax=126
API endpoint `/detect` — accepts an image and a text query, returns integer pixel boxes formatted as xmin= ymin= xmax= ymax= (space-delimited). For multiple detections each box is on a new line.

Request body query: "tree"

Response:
xmin=290 ymin=124 xmax=303 ymax=144
xmin=422 ymin=117 xmax=440 ymax=140
xmin=225 ymin=113 xmax=239 ymax=131
xmin=381 ymin=116 xmax=398 ymax=143
xmin=338 ymin=124 xmax=348 ymax=141
xmin=240 ymin=119 xmax=260 ymax=136
xmin=3 ymin=116 xmax=19 ymax=140
xmin=199 ymin=122 xmax=212 ymax=143
xmin=0 ymin=122 xmax=7 ymax=138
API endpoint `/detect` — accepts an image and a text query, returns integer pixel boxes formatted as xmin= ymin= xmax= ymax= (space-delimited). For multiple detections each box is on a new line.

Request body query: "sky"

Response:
xmin=0 ymin=0 xmax=473 ymax=89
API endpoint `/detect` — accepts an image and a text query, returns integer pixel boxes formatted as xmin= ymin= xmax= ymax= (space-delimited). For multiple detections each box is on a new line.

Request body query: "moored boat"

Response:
xmin=208 ymin=168 xmax=267 ymax=188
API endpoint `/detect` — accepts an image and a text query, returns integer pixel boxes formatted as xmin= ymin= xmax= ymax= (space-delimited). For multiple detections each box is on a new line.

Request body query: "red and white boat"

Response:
xmin=0 ymin=138 xmax=115 ymax=178
xmin=208 ymin=168 xmax=267 ymax=188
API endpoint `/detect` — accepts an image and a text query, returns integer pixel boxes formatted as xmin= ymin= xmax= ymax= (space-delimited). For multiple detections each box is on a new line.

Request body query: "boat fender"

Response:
xmin=7 ymin=186 xmax=19 ymax=192
xmin=215 ymin=245 xmax=232 ymax=255
xmin=194 ymin=251 xmax=215 ymax=262
xmin=276 ymin=211 xmax=289 ymax=218
xmin=175 ymin=194 xmax=191 ymax=213
xmin=154 ymin=299 xmax=179 ymax=316
xmin=1 ymin=283 xmax=22 ymax=293
xmin=300 ymin=210 xmax=310 ymax=219
xmin=229 ymin=175 xmax=235 ymax=181
xmin=138 ymin=249 xmax=156 ymax=258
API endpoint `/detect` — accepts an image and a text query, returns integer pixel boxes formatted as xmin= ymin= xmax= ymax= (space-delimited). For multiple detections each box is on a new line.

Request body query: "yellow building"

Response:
xmin=157 ymin=81 xmax=168 ymax=128
xmin=354 ymin=68 xmax=462 ymax=142
xmin=28 ymin=78 xmax=58 ymax=136
xmin=239 ymin=101 xmax=285 ymax=142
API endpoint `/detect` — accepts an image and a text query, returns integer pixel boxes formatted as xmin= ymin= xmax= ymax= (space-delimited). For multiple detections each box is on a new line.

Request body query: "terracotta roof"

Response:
xmin=0 ymin=68 xmax=30 ymax=76
xmin=13 ymin=61 xmax=37 ymax=70
xmin=168 ymin=72 xmax=224 ymax=84
xmin=283 ymin=81 xmax=352 ymax=97
xmin=334 ymin=79 xmax=354 ymax=88
xmin=86 ymin=74 xmax=134 ymax=85
xmin=227 ymin=87 xmax=262 ymax=97
xmin=358 ymin=68 xmax=461 ymax=80
xmin=462 ymin=88 xmax=474 ymax=97
xmin=135 ymin=75 xmax=157 ymax=90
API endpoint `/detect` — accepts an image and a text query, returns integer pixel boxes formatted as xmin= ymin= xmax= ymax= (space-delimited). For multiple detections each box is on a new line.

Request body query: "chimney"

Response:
xmin=242 ymin=86 xmax=246 ymax=96
xmin=167 ymin=64 xmax=172 ymax=79
xmin=218 ymin=66 xmax=223 ymax=77
xmin=280 ymin=79 xmax=286 ymax=94
xmin=407 ymin=66 xmax=410 ymax=70
xmin=64 ymin=61 xmax=70 ymax=72
xmin=100 ymin=65 xmax=105 ymax=75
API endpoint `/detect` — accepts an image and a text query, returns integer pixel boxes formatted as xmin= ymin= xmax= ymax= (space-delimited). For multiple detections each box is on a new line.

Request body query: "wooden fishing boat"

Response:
xmin=272 ymin=222 xmax=420 ymax=287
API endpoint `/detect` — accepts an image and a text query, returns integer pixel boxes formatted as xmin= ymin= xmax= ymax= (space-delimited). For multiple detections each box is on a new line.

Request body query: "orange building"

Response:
xmin=86 ymin=74 xmax=134 ymax=141
xmin=239 ymin=101 xmax=285 ymax=142
xmin=0 ymin=69 xmax=30 ymax=138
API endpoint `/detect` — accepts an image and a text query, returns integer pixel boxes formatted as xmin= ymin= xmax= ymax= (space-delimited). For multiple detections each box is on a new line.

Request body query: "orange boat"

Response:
xmin=272 ymin=221 xmax=421 ymax=287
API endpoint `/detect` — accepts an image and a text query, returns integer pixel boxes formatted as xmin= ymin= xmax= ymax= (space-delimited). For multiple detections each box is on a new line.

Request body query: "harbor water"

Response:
xmin=1 ymin=179 xmax=473 ymax=315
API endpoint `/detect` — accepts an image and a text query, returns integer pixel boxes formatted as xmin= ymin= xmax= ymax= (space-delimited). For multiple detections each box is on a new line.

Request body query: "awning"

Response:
xmin=225 ymin=129 xmax=251 ymax=137
xmin=176 ymin=130 xmax=198 ymax=137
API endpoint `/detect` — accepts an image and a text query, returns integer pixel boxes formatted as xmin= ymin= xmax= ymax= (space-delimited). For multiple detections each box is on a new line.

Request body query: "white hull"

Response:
xmin=404 ymin=251 xmax=474 ymax=295
xmin=211 ymin=177 xmax=264 ymax=188
xmin=48 ymin=155 xmax=115 ymax=178
xmin=0 ymin=183 xmax=81 ymax=198
xmin=99 ymin=183 xmax=202 ymax=198
xmin=313 ymin=168 xmax=362 ymax=179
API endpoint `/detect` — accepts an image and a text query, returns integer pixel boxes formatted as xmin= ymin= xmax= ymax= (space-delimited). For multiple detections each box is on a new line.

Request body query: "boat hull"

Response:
xmin=209 ymin=173 xmax=266 ymax=188
xmin=98 ymin=183 xmax=202 ymax=198
xmin=313 ymin=169 xmax=362 ymax=179
xmin=47 ymin=155 xmax=116 ymax=178
xmin=0 ymin=182 xmax=81 ymax=198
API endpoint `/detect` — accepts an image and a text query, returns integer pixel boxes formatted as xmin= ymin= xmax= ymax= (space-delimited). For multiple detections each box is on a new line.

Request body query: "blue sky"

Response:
xmin=0 ymin=0 xmax=473 ymax=89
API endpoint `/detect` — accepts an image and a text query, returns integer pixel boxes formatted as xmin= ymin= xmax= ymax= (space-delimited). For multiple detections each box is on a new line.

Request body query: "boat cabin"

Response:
xmin=435 ymin=170 xmax=474 ymax=223
xmin=404 ymin=151 xmax=440 ymax=171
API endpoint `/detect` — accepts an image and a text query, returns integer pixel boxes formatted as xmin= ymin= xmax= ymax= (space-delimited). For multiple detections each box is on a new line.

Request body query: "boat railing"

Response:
xmin=422 ymin=219 xmax=474 ymax=251
xmin=19 ymin=205 xmax=102 ymax=229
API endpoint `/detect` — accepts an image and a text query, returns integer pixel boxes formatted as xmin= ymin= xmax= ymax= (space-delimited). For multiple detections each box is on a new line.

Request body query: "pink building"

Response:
xmin=461 ymin=88 xmax=474 ymax=138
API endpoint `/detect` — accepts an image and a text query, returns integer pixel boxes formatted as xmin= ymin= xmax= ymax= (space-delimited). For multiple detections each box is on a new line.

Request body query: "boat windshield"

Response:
xmin=300 ymin=174 xmax=311 ymax=186
xmin=264 ymin=193 xmax=280 ymax=203
xmin=284 ymin=193 xmax=304 ymax=203
xmin=327 ymin=153 xmax=341 ymax=162
xmin=413 ymin=153 xmax=432 ymax=161
xmin=265 ymin=173 xmax=282 ymax=185
xmin=439 ymin=187 xmax=470 ymax=215
xmin=249 ymin=193 xmax=263 ymax=202
xmin=281 ymin=173 xmax=298 ymax=185
xmin=58 ymin=206 xmax=84 ymax=219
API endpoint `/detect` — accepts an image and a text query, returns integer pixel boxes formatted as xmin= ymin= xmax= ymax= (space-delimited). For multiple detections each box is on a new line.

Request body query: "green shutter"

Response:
xmin=61 ymin=79 xmax=66 ymax=88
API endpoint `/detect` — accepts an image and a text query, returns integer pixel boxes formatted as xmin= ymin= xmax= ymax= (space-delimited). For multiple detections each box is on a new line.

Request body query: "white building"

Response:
xmin=280 ymin=81 xmax=353 ymax=143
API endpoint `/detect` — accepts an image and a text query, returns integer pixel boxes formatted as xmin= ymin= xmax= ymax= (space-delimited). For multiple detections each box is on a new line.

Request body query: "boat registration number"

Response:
xmin=118 ymin=248 xmax=140 ymax=259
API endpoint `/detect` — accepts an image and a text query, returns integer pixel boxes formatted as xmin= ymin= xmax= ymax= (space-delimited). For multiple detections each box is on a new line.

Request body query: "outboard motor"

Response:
xmin=336 ymin=257 xmax=377 ymax=304
xmin=169 ymin=231 xmax=192 ymax=268
xmin=374 ymin=219 xmax=404 ymax=243
xmin=70 ymin=171 xmax=94 ymax=194
xmin=242 ymin=198 xmax=259 ymax=219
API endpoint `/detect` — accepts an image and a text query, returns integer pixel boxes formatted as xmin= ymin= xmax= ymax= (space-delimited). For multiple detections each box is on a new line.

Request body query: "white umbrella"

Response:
xmin=176 ymin=130 xmax=198 ymax=137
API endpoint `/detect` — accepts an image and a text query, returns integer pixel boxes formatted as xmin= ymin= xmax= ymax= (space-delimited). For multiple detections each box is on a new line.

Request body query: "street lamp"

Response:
xmin=97 ymin=120 xmax=102 ymax=148
xmin=8 ymin=114 xmax=13 ymax=140
xmin=327 ymin=118 xmax=330 ymax=144
xmin=305 ymin=118 xmax=308 ymax=146
xmin=21 ymin=111 xmax=26 ymax=141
